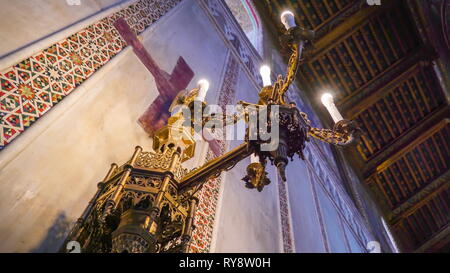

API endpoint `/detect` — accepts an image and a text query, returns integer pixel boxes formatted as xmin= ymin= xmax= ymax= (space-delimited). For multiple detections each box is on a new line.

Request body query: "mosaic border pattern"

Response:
xmin=0 ymin=0 xmax=181 ymax=150
xmin=194 ymin=0 xmax=374 ymax=252
xmin=278 ymin=174 xmax=295 ymax=252
xmin=0 ymin=0 xmax=376 ymax=252
xmin=197 ymin=0 xmax=297 ymax=252
xmin=198 ymin=0 xmax=262 ymax=88
xmin=188 ymin=53 xmax=240 ymax=253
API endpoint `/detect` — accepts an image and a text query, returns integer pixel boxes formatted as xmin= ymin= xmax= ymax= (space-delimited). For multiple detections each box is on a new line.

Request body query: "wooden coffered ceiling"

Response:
xmin=255 ymin=0 xmax=449 ymax=252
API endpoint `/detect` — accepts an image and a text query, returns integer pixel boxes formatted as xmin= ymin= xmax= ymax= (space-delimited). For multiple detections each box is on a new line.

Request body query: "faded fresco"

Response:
xmin=0 ymin=0 xmax=391 ymax=253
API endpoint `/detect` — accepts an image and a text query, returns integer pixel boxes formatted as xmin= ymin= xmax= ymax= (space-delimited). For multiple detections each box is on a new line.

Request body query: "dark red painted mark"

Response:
xmin=114 ymin=18 xmax=222 ymax=156
xmin=114 ymin=18 xmax=194 ymax=134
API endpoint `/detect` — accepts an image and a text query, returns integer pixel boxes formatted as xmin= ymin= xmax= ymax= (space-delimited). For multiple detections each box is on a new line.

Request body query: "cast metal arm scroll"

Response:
xmin=277 ymin=26 xmax=315 ymax=105
xmin=308 ymin=119 xmax=362 ymax=146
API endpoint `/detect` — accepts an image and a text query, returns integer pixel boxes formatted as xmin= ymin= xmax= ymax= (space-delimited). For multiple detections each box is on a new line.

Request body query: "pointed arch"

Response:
xmin=224 ymin=0 xmax=264 ymax=55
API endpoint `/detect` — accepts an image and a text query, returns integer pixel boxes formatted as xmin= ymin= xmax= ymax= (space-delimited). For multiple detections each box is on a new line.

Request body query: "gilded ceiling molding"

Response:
xmin=312 ymin=0 xmax=367 ymax=40
xmin=367 ymin=116 xmax=450 ymax=175
xmin=406 ymin=0 xmax=450 ymax=101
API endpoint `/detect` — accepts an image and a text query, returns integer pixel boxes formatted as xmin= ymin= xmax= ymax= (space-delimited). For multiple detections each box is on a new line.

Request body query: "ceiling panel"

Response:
xmin=355 ymin=66 xmax=446 ymax=160
xmin=258 ymin=0 xmax=450 ymax=252
xmin=370 ymin=124 xmax=449 ymax=208
xmin=304 ymin=2 xmax=421 ymax=102
xmin=267 ymin=0 xmax=354 ymax=30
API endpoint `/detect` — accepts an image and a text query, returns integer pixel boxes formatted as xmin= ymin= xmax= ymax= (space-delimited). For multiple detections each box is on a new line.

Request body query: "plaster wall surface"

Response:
xmin=285 ymin=161 xmax=326 ymax=252
xmin=0 ymin=45 xmax=154 ymax=252
xmin=0 ymin=0 xmax=390 ymax=253
xmin=212 ymin=67 xmax=282 ymax=253
xmin=0 ymin=0 xmax=282 ymax=252
xmin=0 ymin=0 xmax=127 ymax=58
xmin=0 ymin=0 xmax=219 ymax=252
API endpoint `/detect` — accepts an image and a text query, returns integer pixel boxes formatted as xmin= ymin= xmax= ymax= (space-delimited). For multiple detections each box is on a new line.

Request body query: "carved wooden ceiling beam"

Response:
xmin=340 ymin=47 xmax=438 ymax=117
xmin=414 ymin=225 xmax=450 ymax=253
xmin=363 ymin=108 xmax=449 ymax=177
xmin=389 ymin=170 xmax=449 ymax=225
xmin=249 ymin=0 xmax=448 ymax=253
xmin=407 ymin=0 xmax=450 ymax=102
xmin=308 ymin=0 xmax=400 ymax=62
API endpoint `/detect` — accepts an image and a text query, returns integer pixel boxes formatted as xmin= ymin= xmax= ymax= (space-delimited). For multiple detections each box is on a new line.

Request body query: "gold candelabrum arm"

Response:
xmin=178 ymin=143 xmax=253 ymax=192
xmin=258 ymin=26 xmax=314 ymax=106
xmin=170 ymin=24 xmax=359 ymax=191
xmin=259 ymin=41 xmax=301 ymax=106
xmin=174 ymin=26 xmax=319 ymax=189
xmin=308 ymin=119 xmax=361 ymax=146
xmin=62 ymin=13 xmax=365 ymax=254
xmin=278 ymin=42 xmax=301 ymax=105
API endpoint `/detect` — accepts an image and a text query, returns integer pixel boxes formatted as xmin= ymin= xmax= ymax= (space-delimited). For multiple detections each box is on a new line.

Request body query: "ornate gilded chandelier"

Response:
xmin=62 ymin=11 xmax=360 ymax=253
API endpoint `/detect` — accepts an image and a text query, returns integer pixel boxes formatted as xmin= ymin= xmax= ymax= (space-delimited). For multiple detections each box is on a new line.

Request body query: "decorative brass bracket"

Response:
xmin=62 ymin=22 xmax=360 ymax=253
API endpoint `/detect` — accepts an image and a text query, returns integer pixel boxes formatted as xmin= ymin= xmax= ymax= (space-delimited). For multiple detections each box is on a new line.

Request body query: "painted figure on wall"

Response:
xmin=114 ymin=17 xmax=194 ymax=135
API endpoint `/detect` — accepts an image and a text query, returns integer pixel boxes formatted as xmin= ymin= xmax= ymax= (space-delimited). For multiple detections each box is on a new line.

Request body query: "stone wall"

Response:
xmin=0 ymin=0 xmax=394 ymax=253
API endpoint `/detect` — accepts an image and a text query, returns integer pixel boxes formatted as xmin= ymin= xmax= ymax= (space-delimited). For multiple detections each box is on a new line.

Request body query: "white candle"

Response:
xmin=250 ymin=154 xmax=259 ymax=164
xmin=280 ymin=11 xmax=296 ymax=30
xmin=259 ymin=65 xmax=272 ymax=87
xmin=196 ymin=79 xmax=209 ymax=101
xmin=170 ymin=105 xmax=181 ymax=116
xmin=321 ymin=93 xmax=344 ymax=123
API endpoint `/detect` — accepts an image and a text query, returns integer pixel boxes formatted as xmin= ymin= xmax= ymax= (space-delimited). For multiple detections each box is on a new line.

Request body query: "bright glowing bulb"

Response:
xmin=196 ymin=79 xmax=209 ymax=101
xmin=321 ymin=93 xmax=344 ymax=123
xmin=280 ymin=11 xmax=296 ymax=30
xmin=321 ymin=93 xmax=334 ymax=106
xmin=250 ymin=154 xmax=259 ymax=163
xmin=260 ymin=65 xmax=272 ymax=87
